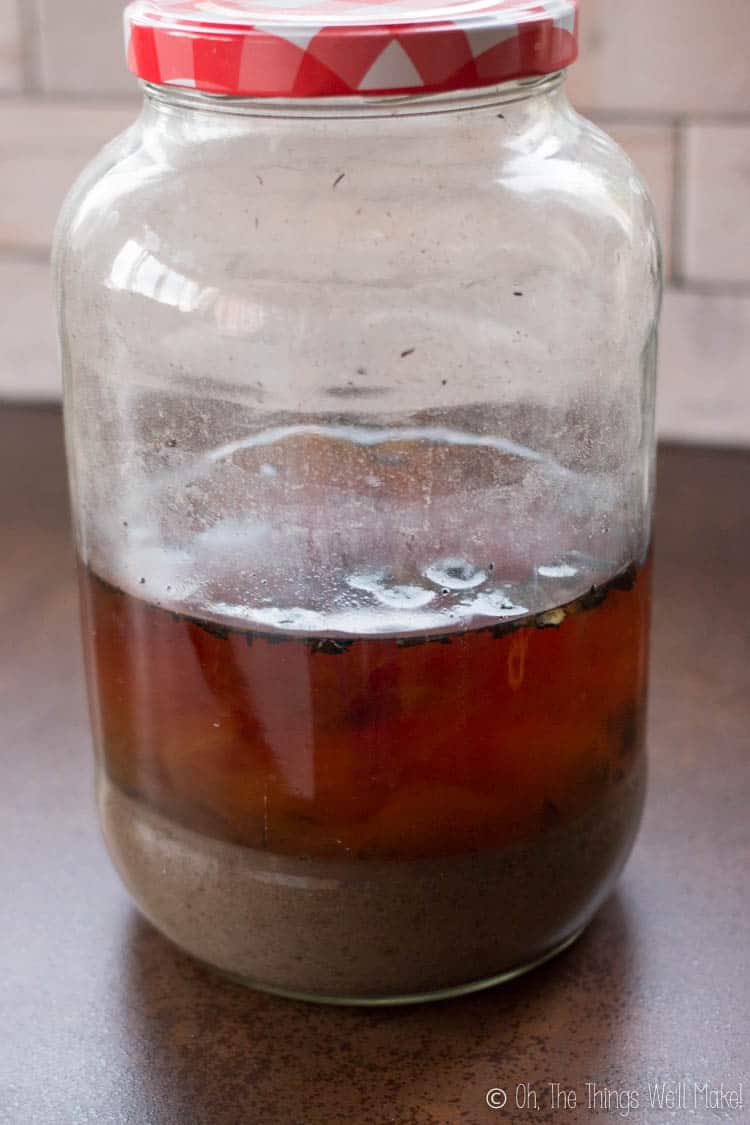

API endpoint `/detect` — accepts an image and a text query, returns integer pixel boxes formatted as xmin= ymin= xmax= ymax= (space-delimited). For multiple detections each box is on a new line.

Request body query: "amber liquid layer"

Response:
xmin=80 ymin=562 xmax=650 ymax=861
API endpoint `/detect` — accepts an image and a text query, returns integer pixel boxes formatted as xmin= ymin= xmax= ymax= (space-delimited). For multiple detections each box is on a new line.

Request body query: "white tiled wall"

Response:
xmin=0 ymin=100 xmax=135 ymax=251
xmin=35 ymin=0 xmax=134 ymax=95
xmin=567 ymin=0 xmax=750 ymax=117
xmin=682 ymin=124 xmax=750 ymax=287
xmin=1 ymin=0 xmax=748 ymax=445
xmin=658 ymin=291 xmax=750 ymax=446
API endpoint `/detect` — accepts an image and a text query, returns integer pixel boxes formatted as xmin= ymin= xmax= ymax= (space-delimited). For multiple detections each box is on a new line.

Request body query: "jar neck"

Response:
xmin=142 ymin=71 xmax=566 ymax=120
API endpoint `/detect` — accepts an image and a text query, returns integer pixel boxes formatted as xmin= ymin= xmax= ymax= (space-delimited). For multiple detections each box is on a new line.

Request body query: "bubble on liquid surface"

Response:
xmin=346 ymin=568 xmax=436 ymax=609
xmin=423 ymin=558 xmax=489 ymax=591
xmin=536 ymin=562 xmax=578 ymax=579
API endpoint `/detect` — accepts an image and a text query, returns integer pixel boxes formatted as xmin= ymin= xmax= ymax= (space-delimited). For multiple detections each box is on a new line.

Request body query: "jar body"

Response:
xmin=57 ymin=76 xmax=659 ymax=1002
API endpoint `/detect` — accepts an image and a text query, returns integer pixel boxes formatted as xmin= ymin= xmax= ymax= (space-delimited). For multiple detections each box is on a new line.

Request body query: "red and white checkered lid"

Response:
xmin=124 ymin=0 xmax=578 ymax=98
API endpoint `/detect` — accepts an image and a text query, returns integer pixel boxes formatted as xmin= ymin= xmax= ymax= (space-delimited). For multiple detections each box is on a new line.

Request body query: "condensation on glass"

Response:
xmin=55 ymin=0 xmax=661 ymax=1003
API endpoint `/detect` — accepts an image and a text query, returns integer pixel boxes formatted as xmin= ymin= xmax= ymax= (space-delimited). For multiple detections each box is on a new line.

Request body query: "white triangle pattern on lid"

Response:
xmin=358 ymin=40 xmax=423 ymax=91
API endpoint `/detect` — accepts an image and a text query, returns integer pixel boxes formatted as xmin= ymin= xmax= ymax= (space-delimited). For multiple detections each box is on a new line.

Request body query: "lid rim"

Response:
xmin=124 ymin=0 xmax=578 ymax=99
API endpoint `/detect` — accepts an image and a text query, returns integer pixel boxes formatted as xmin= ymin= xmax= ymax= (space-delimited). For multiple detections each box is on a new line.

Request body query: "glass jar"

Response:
xmin=56 ymin=0 xmax=660 ymax=1004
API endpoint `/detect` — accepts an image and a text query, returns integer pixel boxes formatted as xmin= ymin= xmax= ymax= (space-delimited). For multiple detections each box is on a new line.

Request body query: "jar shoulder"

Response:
xmin=53 ymin=115 xmax=145 ymax=280
xmin=56 ymin=96 xmax=661 ymax=298
xmin=565 ymin=107 xmax=661 ymax=233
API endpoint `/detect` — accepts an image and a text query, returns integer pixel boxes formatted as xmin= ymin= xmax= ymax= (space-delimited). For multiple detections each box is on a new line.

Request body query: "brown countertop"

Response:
xmin=1 ymin=406 xmax=748 ymax=1125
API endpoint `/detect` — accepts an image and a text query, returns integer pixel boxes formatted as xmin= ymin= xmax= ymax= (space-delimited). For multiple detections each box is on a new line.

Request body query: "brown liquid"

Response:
xmin=80 ymin=562 xmax=650 ymax=862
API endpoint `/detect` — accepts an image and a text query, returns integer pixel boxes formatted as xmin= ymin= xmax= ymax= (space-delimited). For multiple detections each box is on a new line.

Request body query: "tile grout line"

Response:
xmin=670 ymin=280 xmax=750 ymax=299
xmin=669 ymin=117 xmax=687 ymax=289
xmin=576 ymin=106 xmax=750 ymax=128
xmin=16 ymin=0 xmax=40 ymax=93
xmin=0 ymin=89 xmax=140 ymax=108
xmin=0 ymin=244 xmax=51 ymax=264
xmin=662 ymin=117 xmax=680 ymax=286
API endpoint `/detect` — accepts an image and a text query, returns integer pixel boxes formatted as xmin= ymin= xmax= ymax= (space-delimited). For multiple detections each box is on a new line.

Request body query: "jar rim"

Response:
xmin=141 ymin=70 xmax=566 ymax=117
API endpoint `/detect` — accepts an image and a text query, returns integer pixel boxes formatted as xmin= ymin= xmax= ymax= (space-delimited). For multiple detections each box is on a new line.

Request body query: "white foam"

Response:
xmin=423 ymin=557 xmax=489 ymax=591
xmin=536 ymin=562 xmax=578 ymax=579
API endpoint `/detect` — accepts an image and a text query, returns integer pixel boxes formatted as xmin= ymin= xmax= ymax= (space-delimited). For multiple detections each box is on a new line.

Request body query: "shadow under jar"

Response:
xmin=56 ymin=0 xmax=661 ymax=1004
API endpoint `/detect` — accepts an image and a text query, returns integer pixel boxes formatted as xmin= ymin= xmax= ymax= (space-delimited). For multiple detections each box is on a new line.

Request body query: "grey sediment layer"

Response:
xmin=99 ymin=758 xmax=646 ymax=1001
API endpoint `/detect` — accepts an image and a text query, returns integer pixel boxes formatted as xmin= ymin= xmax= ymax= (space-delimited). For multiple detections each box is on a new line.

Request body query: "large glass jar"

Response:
xmin=56 ymin=0 xmax=660 ymax=1003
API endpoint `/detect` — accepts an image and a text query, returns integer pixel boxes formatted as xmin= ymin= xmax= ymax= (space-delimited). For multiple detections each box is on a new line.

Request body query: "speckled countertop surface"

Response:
xmin=1 ymin=407 xmax=748 ymax=1125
